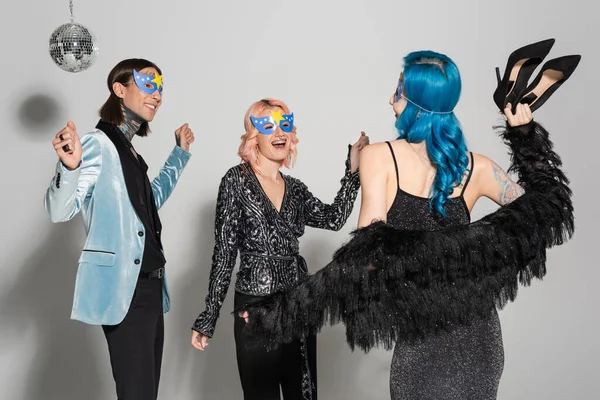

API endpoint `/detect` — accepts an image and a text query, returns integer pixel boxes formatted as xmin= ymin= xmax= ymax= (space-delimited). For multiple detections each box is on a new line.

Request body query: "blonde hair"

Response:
xmin=238 ymin=98 xmax=299 ymax=173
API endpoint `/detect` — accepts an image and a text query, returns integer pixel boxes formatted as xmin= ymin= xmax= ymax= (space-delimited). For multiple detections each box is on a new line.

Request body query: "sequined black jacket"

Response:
xmin=192 ymin=156 xmax=360 ymax=337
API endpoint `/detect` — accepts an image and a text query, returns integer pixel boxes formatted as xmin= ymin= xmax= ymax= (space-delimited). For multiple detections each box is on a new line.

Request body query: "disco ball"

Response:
xmin=48 ymin=22 xmax=99 ymax=73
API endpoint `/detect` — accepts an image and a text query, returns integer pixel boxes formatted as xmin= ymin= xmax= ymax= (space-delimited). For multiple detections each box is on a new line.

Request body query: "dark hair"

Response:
xmin=99 ymin=58 xmax=162 ymax=137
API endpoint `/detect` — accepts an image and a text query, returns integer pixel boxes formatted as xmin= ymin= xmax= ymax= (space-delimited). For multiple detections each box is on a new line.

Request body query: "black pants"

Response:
xmin=234 ymin=291 xmax=318 ymax=400
xmin=102 ymin=277 xmax=164 ymax=400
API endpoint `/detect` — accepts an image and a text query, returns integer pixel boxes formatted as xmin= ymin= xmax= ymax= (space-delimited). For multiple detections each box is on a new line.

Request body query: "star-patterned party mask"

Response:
xmin=250 ymin=110 xmax=294 ymax=135
xmin=133 ymin=69 xmax=163 ymax=96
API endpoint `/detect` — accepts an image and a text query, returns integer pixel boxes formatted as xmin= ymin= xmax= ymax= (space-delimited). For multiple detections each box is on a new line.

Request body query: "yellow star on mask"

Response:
xmin=270 ymin=109 xmax=284 ymax=126
xmin=151 ymin=73 xmax=163 ymax=89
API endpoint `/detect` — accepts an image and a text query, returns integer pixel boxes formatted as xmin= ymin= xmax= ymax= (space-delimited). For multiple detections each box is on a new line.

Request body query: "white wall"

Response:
xmin=0 ymin=0 xmax=597 ymax=399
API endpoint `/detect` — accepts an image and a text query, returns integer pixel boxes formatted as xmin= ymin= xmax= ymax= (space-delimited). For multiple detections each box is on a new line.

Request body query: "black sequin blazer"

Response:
xmin=193 ymin=153 xmax=360 ymax=337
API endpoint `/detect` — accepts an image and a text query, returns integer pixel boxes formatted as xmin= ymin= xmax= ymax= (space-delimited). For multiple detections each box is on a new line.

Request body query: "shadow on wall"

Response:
xmin=15 ymin=92 xmax=64 ymax=140
xmin=161 ymin=201 xmax=244 ymax=400
xmin=0 ymin=222 xmax=112 ymax=400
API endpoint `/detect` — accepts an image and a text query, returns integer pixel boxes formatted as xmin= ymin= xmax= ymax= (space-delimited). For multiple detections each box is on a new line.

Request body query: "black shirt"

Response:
xmin=96 ymin=120 xmax=165 ymax=273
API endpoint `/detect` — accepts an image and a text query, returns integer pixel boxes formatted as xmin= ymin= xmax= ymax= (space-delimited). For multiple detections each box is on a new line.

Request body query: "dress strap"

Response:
xmin=460 ymin=152 xmax=475 ymax=196
xmin=386 ymin=141 xmax=400 ymax=188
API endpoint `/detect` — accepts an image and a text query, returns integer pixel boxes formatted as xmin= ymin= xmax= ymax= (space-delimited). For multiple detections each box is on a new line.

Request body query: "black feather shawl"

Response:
xmin=235 ymin=121 xmax=574 ymax=352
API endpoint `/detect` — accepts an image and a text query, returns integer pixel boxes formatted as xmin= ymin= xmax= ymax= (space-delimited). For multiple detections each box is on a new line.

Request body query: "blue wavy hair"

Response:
xmin=395 ymin=50 xmax=469 ymax=217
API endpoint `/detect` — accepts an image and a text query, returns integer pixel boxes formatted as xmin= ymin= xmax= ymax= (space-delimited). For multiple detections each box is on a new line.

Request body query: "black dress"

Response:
xmin=384 ymin=142 xmax=504 ymax=399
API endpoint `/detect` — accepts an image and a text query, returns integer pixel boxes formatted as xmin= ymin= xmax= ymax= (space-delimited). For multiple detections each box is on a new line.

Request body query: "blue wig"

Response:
xmin=395 ymin=50 xmax=469 ymax=217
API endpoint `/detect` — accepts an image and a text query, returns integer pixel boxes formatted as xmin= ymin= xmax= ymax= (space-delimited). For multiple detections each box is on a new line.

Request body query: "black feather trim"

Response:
xmin=235 ymin=121 xmax=574 ymax=352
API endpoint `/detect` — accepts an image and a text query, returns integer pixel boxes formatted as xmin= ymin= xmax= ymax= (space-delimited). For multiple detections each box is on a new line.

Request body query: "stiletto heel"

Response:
xmin=493 ymin=38 xmax=555 ymax=112
xmin=518 ymin=55 xmax=581 ymax=112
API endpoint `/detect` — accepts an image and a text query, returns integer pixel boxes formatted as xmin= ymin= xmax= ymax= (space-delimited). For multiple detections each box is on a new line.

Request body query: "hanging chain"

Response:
xmin=69 ymin=0 xmax=74 ymax=22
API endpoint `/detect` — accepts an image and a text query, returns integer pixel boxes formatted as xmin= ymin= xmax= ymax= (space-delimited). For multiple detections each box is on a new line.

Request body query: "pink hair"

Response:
xmin=238 ymin=98 xmax=299 ymax=173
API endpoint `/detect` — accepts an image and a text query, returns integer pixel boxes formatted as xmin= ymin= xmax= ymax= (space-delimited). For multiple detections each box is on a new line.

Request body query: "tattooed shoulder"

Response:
xmin=492 ymin=163 xmax=525 ymax=205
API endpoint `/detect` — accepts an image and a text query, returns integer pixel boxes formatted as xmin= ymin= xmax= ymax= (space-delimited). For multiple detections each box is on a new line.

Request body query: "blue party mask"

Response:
xmin=250 ymin=110 xmax=294 ymax=135
xmin=394 ymin=79 xmax=405 ymax=103
xmin=133 ymin=69 xmax=163 ymax=96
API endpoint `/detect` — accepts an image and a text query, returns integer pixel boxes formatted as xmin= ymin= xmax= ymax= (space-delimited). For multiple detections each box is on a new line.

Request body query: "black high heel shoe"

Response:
xmin=493 ymin=38 xmax=556 ymax=113
xmin=518 ymin=55 xmax=581 ymax=112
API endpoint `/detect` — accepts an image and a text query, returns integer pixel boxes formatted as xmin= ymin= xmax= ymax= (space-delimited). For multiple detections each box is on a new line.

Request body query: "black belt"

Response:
xmin=139 ymin=267 xmax=164 ymax=279
xmin=241 ymin=251 xmax=298 ymax=261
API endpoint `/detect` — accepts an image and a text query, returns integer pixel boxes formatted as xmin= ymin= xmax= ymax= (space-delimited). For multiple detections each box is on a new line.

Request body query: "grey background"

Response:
xmin=0 ymin=0 xmax=597 ymax=399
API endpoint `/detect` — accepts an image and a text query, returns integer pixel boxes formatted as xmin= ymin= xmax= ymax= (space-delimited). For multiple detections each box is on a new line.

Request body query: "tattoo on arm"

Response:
xmin=492 ymin=163 xmax=525 ymax=205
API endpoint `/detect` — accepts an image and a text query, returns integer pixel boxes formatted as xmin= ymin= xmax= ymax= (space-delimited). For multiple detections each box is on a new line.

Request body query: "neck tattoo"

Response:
xmin=118 ymin=102 xmax=145 ymax=141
